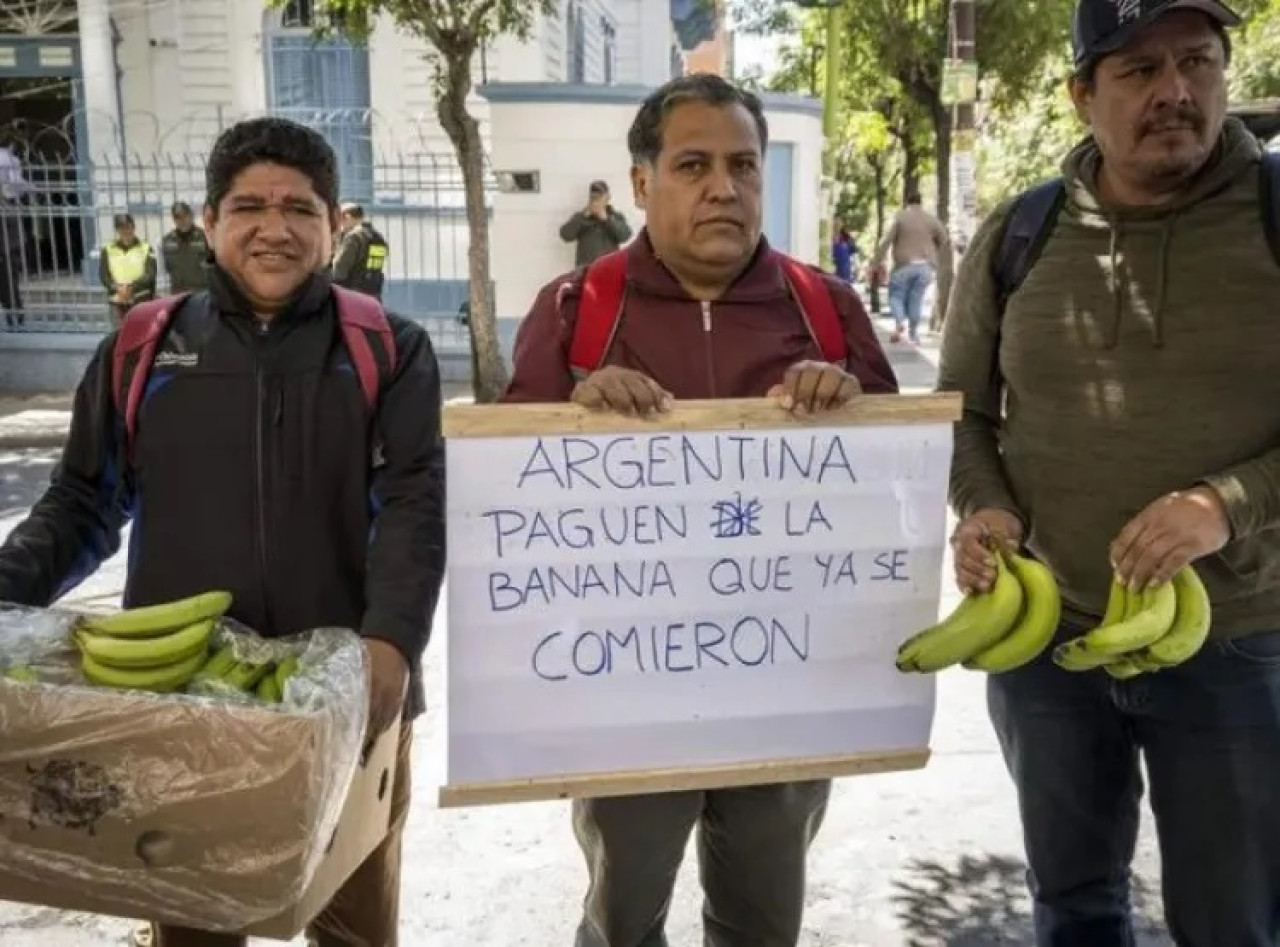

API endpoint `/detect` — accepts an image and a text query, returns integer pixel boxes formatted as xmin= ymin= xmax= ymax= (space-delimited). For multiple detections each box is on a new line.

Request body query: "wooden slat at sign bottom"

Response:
xmin=440 ymin=395 xmax=959 ymax=809
xmin=439 ymin=748 xmax=931 ymax=808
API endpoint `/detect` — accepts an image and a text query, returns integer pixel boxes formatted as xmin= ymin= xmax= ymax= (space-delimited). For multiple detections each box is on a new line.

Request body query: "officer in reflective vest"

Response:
xmin=330 ymin=202 xmax=388 ymax=300
xmin=98 ymin=213 xmax=157 ymax=326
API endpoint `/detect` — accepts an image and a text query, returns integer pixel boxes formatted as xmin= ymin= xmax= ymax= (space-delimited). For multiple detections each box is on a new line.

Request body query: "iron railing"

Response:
xmin=0 ymin=147 xmax=484 ymax=351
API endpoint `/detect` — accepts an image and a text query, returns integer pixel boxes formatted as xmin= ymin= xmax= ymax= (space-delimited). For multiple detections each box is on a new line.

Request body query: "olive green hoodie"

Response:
xmin=938 ymin=117 xmax=1280 ymax=636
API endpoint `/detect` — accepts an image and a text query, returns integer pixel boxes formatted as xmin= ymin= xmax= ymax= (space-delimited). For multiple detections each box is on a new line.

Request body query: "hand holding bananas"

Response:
xmin=950 ymin=508 xmax=1025 ymax=594
xmin=897 ymin=547 xmax=1061 ymax=674
xmin=1054 ymin=565 xmax=1212 ymax=679
xmin=1109 ymin=486 xmax=1230 ymax=591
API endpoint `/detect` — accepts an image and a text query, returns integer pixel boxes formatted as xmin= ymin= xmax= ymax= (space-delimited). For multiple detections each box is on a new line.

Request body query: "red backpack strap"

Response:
xmin=110 ymin=293 xmax=190 ymax=458
xmin=776 ymin=253 xmax=847 ymax=365
xmin=332 ymin=285 xmax=397 ymax=412
xmin=567 ymin=249 xmax=629 ymax=380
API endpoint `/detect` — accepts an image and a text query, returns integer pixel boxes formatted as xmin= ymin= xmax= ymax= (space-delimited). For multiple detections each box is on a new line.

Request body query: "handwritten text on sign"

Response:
xmin=446 ymin=421 xmax=952 ymax=788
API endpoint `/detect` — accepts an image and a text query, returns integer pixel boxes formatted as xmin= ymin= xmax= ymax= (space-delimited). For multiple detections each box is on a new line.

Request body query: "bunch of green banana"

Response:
xmin=196 ymin=647 xmax=301 ymax=705
xmin=74 ymin=591 xmax=232 ymax=694
xmin=897 ymin=549 xmax=1060 ymax=674
xmin=1053 ymin=566 xmax=1211 ymax=678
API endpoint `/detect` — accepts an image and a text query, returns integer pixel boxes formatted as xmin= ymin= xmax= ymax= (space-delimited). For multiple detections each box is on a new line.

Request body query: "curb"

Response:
xmin=0 ymin=431 xmax=70 ymax=451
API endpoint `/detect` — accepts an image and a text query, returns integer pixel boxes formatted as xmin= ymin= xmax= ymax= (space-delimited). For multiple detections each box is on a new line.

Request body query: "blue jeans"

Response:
xmin=989 ymin=624 xmax=1280 ymax=947
xmin=887 ymin=261 xmax=934 ymax=335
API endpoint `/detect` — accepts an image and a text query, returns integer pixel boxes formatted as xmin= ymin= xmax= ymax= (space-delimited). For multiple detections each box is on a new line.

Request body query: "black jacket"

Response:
xmin=161 ymin=226 xmax=211 ymax=294
xmin=0 ymin=268 xmax=446 ymax=714
xmin=331 ymin=223 xmax=388 ymax=300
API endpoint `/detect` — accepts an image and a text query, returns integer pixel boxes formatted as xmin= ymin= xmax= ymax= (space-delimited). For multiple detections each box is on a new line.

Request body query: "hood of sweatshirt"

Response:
xmin=1059 ymin=116 xmax=1261 ymax=348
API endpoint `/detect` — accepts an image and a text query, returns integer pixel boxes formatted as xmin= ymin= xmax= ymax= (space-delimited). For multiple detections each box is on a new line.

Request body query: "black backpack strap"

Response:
xmin=992 ymin=178 xmax=1067 ymax=315
xmin=1260 ymin=151 xmax=1280 ymax=268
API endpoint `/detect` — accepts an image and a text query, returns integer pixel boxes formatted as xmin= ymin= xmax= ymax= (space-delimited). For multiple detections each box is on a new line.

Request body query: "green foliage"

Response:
xmin=976 ymin=67 xmax=1082 ymax=213
xmin=1231 ymin=0 xmax=1280 ymax=102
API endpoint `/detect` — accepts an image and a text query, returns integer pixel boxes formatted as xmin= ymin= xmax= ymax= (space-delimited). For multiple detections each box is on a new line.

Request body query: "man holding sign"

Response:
xmin=506 ymin=74 xmax=897 ymax=947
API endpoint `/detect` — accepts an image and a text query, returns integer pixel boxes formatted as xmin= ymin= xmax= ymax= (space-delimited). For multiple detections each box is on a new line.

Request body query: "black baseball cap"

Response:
xmin=1072 ymin=0 xmax=1241 ymax=69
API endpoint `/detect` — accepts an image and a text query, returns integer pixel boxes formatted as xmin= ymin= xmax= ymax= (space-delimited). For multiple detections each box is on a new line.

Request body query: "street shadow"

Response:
xmin=892 ymin=854 xmax=1171 ymax=946
xmin=0 ymin=447 xmax=59 ymax=518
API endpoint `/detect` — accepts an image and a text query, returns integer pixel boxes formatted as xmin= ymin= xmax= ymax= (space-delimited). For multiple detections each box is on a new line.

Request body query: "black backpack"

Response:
xmin=991 ymin=150 xmax=1280 ymax=313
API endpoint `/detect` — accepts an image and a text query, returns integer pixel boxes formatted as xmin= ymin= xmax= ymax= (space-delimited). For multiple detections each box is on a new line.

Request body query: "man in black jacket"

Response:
xmin=0 ymin=117 xmax=446 ymax=947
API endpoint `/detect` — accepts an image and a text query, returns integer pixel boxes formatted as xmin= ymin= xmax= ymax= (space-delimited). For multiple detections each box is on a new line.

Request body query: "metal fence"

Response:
xmin=0 ymin=149 xmax=482 ymax=352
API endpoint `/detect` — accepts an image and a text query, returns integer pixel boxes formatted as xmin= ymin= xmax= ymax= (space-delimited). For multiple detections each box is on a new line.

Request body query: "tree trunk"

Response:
xmin=901 ymin=141 xmax=920 ymax=205
xmin=871 ymin=158 xmax=887 ymax=247
xmin=436 ymin=45 xmax=508 ymax=403
xmin=932 ymin=100 xmax=952 ymax=226
xmin=869 ymin=155 xmax=887 ymax=314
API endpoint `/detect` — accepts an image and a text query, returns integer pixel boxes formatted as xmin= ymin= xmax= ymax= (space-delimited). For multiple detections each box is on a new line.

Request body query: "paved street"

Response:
xmin=0 ymin=319 xmax=1169 ymax=945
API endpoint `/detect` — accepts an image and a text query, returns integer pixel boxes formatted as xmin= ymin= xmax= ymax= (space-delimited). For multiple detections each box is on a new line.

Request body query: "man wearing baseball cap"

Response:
xmin=939 ymin=0 xmax=1280 ymax=944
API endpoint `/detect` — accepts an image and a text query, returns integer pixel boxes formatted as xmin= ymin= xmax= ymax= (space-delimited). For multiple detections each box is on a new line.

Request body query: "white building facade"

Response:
xmin=0 ymin=0 xmax=823 ymax=389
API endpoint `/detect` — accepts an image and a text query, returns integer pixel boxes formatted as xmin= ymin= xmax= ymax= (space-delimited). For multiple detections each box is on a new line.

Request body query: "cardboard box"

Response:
xmin=243 ymin=716 xmax=399 ymax=940
xmin=0 ymin=679 xmax=395 ymax=938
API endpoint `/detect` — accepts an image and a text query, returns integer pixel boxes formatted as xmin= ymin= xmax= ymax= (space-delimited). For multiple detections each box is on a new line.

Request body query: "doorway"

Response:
xmin=1 ymin=72 xmax=85 ymax=278
xmin=1 ymin=33 xmax=90 ymax=307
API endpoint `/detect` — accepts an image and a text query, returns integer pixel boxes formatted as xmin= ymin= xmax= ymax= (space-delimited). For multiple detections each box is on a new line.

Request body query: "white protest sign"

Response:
xmin=440 ymin=395 xmax=960 ymax=807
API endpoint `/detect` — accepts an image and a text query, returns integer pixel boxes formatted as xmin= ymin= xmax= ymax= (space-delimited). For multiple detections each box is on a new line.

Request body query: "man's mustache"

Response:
xmin=1141 ymin=108 xmax=1203 ymax=136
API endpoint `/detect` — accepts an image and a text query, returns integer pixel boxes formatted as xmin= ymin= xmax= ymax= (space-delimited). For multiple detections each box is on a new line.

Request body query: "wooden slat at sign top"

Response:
xmin=439 ymin=394 xmax=959 ymax=808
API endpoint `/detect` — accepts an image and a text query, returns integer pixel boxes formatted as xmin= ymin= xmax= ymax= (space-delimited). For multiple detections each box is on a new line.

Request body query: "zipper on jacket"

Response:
xmin=253 ymin=321 xmax=273 ymax=631
xmin=701 ymin=300 xmax=716 ymax=397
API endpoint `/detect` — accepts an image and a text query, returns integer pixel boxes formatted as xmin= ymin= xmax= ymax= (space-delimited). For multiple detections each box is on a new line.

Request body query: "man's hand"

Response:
xmin=363 ymin=638 xmax=408 ymax=748
xmin=767 ymin=360 xmax=860 ymax=414
xmin=1110 ymin=487 xmax=1230 ymax=591
xmin=588 ymin=198 xmax=608 ymax=219
xmin=951 ymin=508 xmax=1025 ymax=594
xmin=572 ymin=366 xmax=671 ymax=417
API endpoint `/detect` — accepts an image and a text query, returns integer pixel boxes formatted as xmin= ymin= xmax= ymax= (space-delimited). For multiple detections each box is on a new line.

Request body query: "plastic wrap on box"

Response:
xmin=0 ymin=603 xmax=369 ymax=931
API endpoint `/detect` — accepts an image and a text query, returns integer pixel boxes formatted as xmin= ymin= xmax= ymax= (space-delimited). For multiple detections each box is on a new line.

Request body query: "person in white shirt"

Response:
xmin=0 ymin=143 xmax=31 ymax=327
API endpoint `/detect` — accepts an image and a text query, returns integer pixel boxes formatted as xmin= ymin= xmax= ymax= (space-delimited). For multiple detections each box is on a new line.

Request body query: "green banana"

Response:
xmin=224 ymin=660 xmax=273 ymax=692
xmin=4 ymin=666 xmax=38 ymax=683
xmin=1144 ymin=566 xmax=1212 ymax=666
xmin=76 ymin=618 xmax=216 ymax=670
xmin=1101 ymin=576 xmax=1127 ymax=625
xmin=81 ymin=648 xmax=207 ymax=693
xmin=896 ymin=595 xmax=984 ymax=671
xmin=256 ymin=673 xmax=282 ymax=703
xmin=274 ymin=654 xmax=300 ymax=695
xmin=964 ymin=552 xmax=1062 ymax=673
xmin=1053 ymin=578 xmax=1129 ymax=672
xmin=1084 ymin=582 xmax=1177 ymax=655
xmin=1104 ymin=657 xmax=1147 ymax=680
xmin=899 ymin=553 xmax=1025 ymax=673
xmin=1053 ymin=637 xmax=1117 ymax=671
xmin=80 ymin=591 xmax=233 ymax=639
xmin=198 ymin=644 xmax=239 ymax=680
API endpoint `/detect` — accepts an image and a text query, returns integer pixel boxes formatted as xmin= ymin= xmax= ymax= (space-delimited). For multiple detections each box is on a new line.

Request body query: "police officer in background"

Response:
xmin=331 ymin=202 xmax=388 ymax=300
xmin=161 ymin=201 xmax=210 ymax=294
xmin=98 ymin=213 xmax=156 ymax=326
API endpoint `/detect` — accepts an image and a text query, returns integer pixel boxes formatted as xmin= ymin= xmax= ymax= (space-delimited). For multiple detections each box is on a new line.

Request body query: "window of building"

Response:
xmin=266 ymin=6 xmax=372 ymax=201
xmin=601 ymin=18 xmax=617 ymax=85
xmin=566 ymin=1 xmax=586 ymax=83
xmin=280 ymin=0 xmax=313 ymax=29
xmin=280 ymin=0 xmax=349 ymax=32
